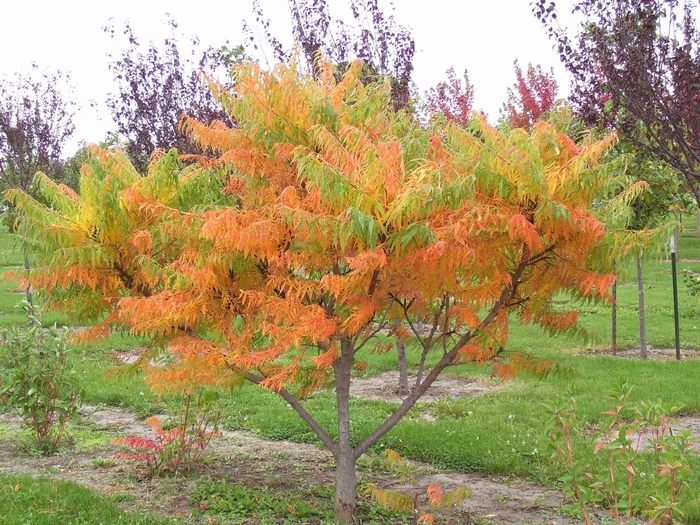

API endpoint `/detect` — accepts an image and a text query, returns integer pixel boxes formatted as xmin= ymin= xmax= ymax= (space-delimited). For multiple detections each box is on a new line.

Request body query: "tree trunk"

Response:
xmin=611 ymin=277 xmax=617 ymax=356
xmin=637 ymin=256 xmax=648 ymax=359
xmin=394 ymin=319 xmax=409 ymax=396
xmin=22 ymin=215 xmax=34 ymax=316
xmin=334 ymin=447 xmax=357 ymax=524
xmin=396 ymin=337 xmax=409 ymax=396
xmin=334 ymin=340 xmax=357 ymax=523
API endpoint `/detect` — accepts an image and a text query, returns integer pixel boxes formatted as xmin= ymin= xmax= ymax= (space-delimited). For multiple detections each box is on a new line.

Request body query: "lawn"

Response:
xmin=2 ymin=221 xmax=700 ymax=524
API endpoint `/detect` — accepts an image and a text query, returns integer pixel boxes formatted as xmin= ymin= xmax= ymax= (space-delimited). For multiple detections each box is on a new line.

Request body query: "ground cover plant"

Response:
xmin=0 ymin=472 xmax=177 ymax=525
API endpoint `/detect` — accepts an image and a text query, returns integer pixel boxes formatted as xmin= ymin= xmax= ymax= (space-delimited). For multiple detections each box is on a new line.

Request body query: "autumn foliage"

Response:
xmin=425 ymin=67 xmax=475 ymax=126
xmin=11 ymin=59 xmax=621 ymax=523
xmin=504 ymin=61 xmax=559 ymax=130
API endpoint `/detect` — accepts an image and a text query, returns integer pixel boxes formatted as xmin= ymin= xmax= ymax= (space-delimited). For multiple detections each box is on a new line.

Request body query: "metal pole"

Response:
xmin=671 ymin=235 xmax=681 ymax=360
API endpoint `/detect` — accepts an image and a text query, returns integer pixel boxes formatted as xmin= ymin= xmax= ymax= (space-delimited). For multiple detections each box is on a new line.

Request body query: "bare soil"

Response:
xmin=348 ymin=371 xmax=503 ymax=403
xmin=1 ymin=371 xmax=696 ymax=524
xmin=584 ymin=346 xmax=700 ymax=360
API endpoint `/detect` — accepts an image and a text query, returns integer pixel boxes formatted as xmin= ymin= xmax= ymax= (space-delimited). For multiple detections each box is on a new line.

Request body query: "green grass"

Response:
xmin=0 ymin=473 xmax=178 ymax=525
xmin=4 ymin=223 xmax=700 ymax=522
xmin=189 ymin=479 xmax=415 ymax=524
xmin=0 ymin=227 xmax=66 ymax=327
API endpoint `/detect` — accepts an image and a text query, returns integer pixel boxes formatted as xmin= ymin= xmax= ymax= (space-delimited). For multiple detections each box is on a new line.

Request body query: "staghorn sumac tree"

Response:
xmin=125 ymin=61 xmax=621 ymax=522
xmin=14 ymin=60 xmax=624 ymax=523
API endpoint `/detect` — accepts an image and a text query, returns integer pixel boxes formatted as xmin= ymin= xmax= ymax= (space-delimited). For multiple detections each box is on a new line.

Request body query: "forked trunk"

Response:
xmin=637 ymin=256 xmax=648 ymax=358
xmin=396 ymin=337 xmax=409 ymax=396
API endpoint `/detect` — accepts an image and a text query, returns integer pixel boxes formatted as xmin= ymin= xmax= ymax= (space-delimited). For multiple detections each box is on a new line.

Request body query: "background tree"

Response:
xmin=424 ymin=67 xmax=475 ymax=126
xmin=0 ymin=66 xmax=76 ymax=207
xmin=533 ymin=0 xmax=700 ymax=207
xmin=502 ymin=60 xmax=559 ymax=130
xmin=0 ymin=65 xmax=76 ymax=308
xmin=104 ymin=18 xmax=232 ymax=172
xmin=594 ymin=144 xmax=686 ymax=357
xmin=245 ymin=0 xmax=415 ymax=110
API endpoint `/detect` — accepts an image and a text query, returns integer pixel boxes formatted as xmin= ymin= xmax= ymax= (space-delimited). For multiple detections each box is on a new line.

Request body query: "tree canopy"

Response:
xmin=104 ymin=18 xmax=232 ymax=172
xmin=11 ymin=59 xmax=624 ymax=523
xmin=533 ymin=0 xmax=700 ymax=205
xmin=0 ymin=66 xmax=75 ymax=197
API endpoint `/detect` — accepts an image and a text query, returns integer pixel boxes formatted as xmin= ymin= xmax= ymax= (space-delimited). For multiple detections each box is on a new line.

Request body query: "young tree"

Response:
xmin=14 ymin=61 xmax=622 ymax=523
xmin=139 ymin=62 xmax=621 ymax=522
xmin=502 ymin=60 xmax=559 ymax=130
xmin=0 ymin=66 xmax=76 ymax=307
xmin=533 ymin=0 xmax=700 ymax=207
xmin=594 ymin=144 xmax=685 ymax=357
xmin=246 ymin=0 xmax=415 ymax=110
xmin=104 ymin=18 xmax=232 ymax=172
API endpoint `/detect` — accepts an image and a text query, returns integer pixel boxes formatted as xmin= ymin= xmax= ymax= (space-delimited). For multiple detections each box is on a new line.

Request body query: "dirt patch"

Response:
xmin=578 ymin=346 xmax=700 ymax=360
xmin=0 ymin=406 xmax=585 ymax=524
xmin=348 ymin=371 xmax=501 ymax=403
xmin=2 ymin=371 xmax=694 ymax=523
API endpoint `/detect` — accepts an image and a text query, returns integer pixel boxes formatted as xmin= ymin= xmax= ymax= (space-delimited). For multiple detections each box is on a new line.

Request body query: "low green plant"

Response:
xmin=191 ymin=479 xmax=331 ymax=522
xmin=0 ymin=306 xmax=83 ymax=454
xmin=111 ymin=388 xmax=221 ymax=476
xmin=542 ymin=379 xmax=696 ymax=525
xmin=0 ymin=472 xmax=177 ymax=524
xmin=191 ymin=477 xmax=416 ymax=524
xmin=682 ymin=268 xmax=700 ymax=305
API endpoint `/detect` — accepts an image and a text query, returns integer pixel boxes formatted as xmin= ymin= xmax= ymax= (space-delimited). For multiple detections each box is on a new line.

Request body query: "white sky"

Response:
xmin=0 ymin=0 xmax=575 ymax=154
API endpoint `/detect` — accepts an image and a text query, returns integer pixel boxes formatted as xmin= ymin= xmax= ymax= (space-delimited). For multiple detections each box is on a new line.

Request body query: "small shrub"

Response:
xmin=0 ymin=312 xmax=83 ymax=454
xmin=112 ymin=389 xmax=221 ymax=476
xmin=541 ymin=379 xmax=696 ymax=525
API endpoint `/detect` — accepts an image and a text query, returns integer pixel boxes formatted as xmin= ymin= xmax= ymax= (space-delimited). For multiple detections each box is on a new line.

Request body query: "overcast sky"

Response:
xmin=0 ymin=0 xmax=575 ymax=153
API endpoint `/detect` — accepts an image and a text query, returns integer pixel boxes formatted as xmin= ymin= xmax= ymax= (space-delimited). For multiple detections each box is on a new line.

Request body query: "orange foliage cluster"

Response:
xmin=10 ymin=58 xmax=622 ymax=398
